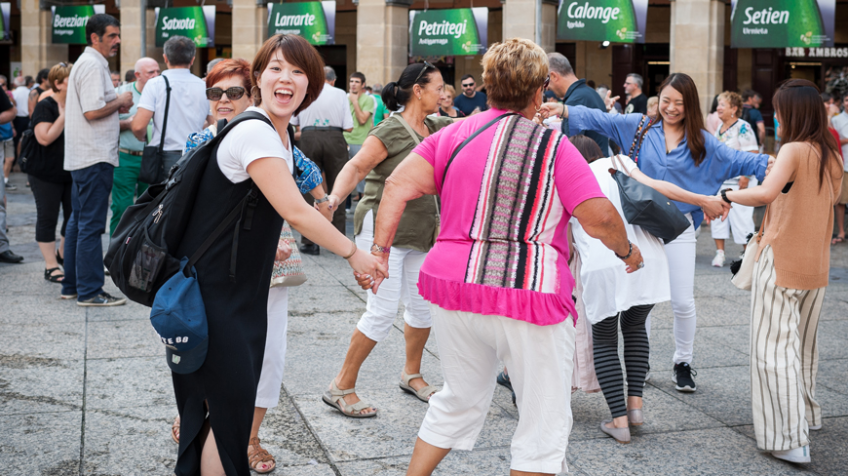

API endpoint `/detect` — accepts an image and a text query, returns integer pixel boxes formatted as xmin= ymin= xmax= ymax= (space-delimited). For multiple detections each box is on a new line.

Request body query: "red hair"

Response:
xmin=205 ymin=58 xmax=252 ymax=97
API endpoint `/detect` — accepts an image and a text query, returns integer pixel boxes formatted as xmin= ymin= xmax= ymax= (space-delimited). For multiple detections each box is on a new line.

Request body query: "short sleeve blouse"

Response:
xmin=352 ymin=114 xmax=454 ymax=252
xmin=30 ymin=97 xmax=72 ymax=183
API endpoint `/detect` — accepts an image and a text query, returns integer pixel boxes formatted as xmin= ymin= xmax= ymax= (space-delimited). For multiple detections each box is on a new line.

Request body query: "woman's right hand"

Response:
xmin=326 ymin=194 xmax=343 ymax=212
xmin=346 ymin=248 xmax=388 ymax=290
xmin=622 ymin=243 xmax=644 ymax=274
xmin=700 ymin=195 xmax=731 ymax=222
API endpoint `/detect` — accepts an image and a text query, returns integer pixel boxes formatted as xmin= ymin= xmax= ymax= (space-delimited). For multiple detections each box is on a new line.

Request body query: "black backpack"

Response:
xmin=17 ymin=128 xmax=38 ymax=174
xmin=104 ymin=111 xmax=273 ymax=307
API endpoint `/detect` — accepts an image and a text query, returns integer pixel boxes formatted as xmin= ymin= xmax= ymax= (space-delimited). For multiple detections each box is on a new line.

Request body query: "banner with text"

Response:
xmin=267 ymin=2 xmax=335 ymax=45
xmin=409 ymin=8 xmax=488 ymax=57
xmin=51 ymin=5 xmax=106 ymax=44
xmin=557 ymin=0 xmax=648 ymax=43
xmin=154 ymin=6 xmax=216 ymax=48
xmin=730 ymin=0 xmax=835 ymax=48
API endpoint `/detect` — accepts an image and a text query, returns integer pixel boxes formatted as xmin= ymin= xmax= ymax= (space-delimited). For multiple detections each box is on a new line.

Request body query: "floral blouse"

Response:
xmin=714 ymin=118 xmax=758 ymax=186
xmin=185 ymin=125 xmax=322 ymax=194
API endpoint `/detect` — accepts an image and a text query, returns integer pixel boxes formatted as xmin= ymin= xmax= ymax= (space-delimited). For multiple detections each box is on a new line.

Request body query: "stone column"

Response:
xmin=20 ymin=0 xmax=67 ymax=77
xmin=232 ymin=0 xmax=269 ymax=63
xmin=120 ymin=0 xmax=143 ymax=76
xmin=503 ymin=0 xmax=555 ymax=51
xmin=147 ymin=10 xmax=164 ymax=71
xmin=669 ymin=0 xmax=725 ymax=117
xmin=357 ymin=0 xmax=409 ymax=86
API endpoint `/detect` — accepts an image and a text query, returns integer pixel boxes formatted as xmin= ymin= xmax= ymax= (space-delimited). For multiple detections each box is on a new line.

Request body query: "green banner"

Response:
xmin=409 ymin=8 xmax=488 ymax=57
xmin=557 ymin=0 xmax=647 ymax=43
xmin=731 ymin=0 xmax=834 ymax=48
xmin=51 ymin=5 xmax=105 ymax=44
xmin=267 ymin=2 xmax=335 ymax=45
xmin=154 ymin=6 xmax=216 ymax=48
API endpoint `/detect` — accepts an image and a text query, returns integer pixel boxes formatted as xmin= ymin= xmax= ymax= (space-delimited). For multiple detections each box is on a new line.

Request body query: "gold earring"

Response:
xmin=535 ymin=104 xmax=541 ymax=112
xmin=418 ymin=96 xmax=422 ymax=100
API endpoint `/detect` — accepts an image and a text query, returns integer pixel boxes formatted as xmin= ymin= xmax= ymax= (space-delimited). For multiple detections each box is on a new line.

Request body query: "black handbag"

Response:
xmin=608 ymin=155 xmax=690 ymax=244
xmin=140 ymin=74 xmax=172 ymax=184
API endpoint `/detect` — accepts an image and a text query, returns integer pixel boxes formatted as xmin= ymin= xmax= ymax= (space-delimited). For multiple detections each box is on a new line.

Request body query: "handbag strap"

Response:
xmin=395 ymin=114 xmax=440 ymax=215
xmin=157 ymin=74 xmax=171 ymax=153
xmin=442 ymin=112 xmax=518 ymax=184
xmin=627 ymin=114 xmax=652 ymax=164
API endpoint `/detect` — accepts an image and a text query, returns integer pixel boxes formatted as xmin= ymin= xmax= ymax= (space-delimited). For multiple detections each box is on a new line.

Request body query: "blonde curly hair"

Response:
xmin=482 ymin=38 xmax=548 ymax=112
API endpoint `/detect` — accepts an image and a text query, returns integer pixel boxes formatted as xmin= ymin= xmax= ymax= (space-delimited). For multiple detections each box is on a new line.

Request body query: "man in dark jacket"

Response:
xmin=546 ymin=52 xmax=609 ymax=154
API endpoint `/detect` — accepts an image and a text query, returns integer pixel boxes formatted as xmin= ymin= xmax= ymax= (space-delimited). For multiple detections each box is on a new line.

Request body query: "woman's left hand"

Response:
xmin=315 ymin=201 xmax=333 ymax=222
xmin=275 ymin=240 xmax=292 ymax=261
xmin=701 ymin=195 xmax=731 ymax=222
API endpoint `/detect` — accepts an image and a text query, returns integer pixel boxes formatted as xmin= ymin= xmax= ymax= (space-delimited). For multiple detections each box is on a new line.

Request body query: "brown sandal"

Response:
xmin=248 ymin=437 xmax=276 ymax=474
xmin=171 ymin=416 xmax=180 ymax=444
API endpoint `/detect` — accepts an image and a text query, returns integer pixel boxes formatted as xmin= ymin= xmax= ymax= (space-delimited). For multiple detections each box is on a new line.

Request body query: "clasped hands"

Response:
xmin=353 ymin=250 xmax=390 ymax=294
xmin=701 ymin=195 xmax=732 ymax=225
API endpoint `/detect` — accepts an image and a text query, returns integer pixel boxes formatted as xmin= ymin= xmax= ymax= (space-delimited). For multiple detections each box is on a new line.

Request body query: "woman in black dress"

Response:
xmin=171 ymin=35 xmax=385 ymax=476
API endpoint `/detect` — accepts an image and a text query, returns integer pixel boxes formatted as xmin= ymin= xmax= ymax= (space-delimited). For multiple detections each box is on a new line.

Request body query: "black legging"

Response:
xmin=591 ymin=304 xmax=654 ymax=419
xmin=28 ymin=174 xmax=72 ymax=243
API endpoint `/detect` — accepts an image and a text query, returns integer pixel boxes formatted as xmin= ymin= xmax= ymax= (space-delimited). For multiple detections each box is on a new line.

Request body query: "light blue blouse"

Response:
xmin=568 ymin=106 xmax=769 ymax=228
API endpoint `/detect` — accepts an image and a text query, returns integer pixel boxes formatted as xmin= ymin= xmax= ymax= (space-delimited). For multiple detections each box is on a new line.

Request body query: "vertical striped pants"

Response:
xmin=750 ymin=245 xmax=825 ymax=451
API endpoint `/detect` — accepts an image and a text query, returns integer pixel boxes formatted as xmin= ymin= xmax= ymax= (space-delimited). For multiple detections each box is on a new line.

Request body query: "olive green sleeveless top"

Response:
xmin=353 ymin=114 xmax=454 ymax=252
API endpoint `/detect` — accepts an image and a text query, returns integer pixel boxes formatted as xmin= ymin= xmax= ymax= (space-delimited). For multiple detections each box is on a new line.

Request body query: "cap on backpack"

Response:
xmin=150 ymin=258 xmax=208 ymax=374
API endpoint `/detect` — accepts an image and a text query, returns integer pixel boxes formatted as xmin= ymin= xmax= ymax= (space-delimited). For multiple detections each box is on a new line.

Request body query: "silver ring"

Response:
xmin=637 ymin=262 xmax=645 ymax=269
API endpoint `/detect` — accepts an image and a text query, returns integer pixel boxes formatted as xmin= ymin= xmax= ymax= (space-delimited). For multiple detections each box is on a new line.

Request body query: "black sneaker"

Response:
xmin=496 ymin=371 xmax=516 ymax=406
xmin=5 ymin=183 xmax=16 ymax=191
xmin=77 ymin=292 xmax=127 ymax=307
xmin=673 ymin=363 xmax=697 ymax=392
xmin=299 ymin=243 xmax=320 ymax=256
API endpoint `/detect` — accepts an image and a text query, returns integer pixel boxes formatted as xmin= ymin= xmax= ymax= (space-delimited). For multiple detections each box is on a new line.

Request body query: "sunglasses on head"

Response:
xmin=414 ymin=61 xmax=435 ymax=84
xmin=206 ymin=86 xmax=246 ymax=101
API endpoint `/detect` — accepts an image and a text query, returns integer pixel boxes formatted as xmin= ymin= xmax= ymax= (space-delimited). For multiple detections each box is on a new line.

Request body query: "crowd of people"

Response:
xmin=0 ymin=12 xmax=843 ymax=476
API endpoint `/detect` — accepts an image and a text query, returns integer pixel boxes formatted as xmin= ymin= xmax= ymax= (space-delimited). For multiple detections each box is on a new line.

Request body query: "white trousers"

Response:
xmin=354 ymin=209 xmax=431 ymax=342
xmin=711 ymin=183 xmax=756 ymax=244
xmin=663 ymin=215 xmax=698 ymax=364
xmin=751 ymin=246 xmax=824 ymax=451
xmin=419 ymin=305 xmax=576 ymax=474
xmin=255 ymin=286 xmax=289 ymax=409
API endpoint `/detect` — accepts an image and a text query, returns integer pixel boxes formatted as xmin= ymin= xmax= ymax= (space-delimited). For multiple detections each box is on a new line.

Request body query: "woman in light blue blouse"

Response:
xmin=543 ymin=73 xmax=770 ymax=394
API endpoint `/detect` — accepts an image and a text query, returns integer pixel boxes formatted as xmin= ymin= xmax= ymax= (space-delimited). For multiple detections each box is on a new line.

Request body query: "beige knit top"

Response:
xmin=756 ymin=143 xmax=843 ymax=290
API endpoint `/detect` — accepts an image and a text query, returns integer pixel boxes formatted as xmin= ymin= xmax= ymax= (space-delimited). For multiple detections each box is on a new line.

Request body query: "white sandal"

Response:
xmin=321 ymin=380 xmax=378 ymax=418
xmin=400 ymin=373 xmax=438 ymax=403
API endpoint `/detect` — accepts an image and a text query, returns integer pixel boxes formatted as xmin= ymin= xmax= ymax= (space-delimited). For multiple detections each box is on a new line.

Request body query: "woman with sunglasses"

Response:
xmin=175 ymin=58 xmax=332 ymax=474
xmin=320 ymin=61 xmax=454 ymax=417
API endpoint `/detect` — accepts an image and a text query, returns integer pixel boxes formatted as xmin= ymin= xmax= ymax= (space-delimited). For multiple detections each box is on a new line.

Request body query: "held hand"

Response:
xmin=622 ymin=244 xmax=644 ymax=274
xmin=604 ymin=91 xmax=620 ymax=112
xmin=701 ymin=195 xmax=730 ymax=222
xmin=368 ymin=251 xmax=390 ymax=294
xmin=347 ymin=248 xmax=388 ymax=286
xmin=326 ymin=194 xmax=342 ymax=212
xmin=353 ymin=271 xmax=374 ymax=290
xmin=539 ymin=102 xmax=562 ymax=120
xmin=315 ymin=201 xmax=333 ymax=222
xmin=275 ymin=240 xmax=293 ymax=262
xmin=765 ymin=156 xmax=776 ymax=176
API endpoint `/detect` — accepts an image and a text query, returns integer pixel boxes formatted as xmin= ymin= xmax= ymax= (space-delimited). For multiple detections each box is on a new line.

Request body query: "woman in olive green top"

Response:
xmin=323 ymin=62 xmax=454 ymax=417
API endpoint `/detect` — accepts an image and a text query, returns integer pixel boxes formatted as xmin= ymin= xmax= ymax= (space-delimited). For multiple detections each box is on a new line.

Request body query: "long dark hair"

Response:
xmin=652 ymin=73 xmax=707 ymax=165
xmin=773 ymin=79 xmax=840 ymax=189
xmin=382 ymin=63 xmax=437 ymax=111
xmin=570 ymin=135 xmax=604 ymax=163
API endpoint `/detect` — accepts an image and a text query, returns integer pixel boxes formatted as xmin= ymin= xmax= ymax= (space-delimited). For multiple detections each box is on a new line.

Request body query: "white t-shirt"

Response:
xmin=291 ymin=83 xmax=354 ymax=130
xmin=569 ymin=155 xmax=670 ymax=324
xmin=138 ymin=68 xmax=210 ymax=152
xmin=12 ymin=86 xmax=29 ymax=116
xmin=216 ymin=107 xmax=293 ymax=183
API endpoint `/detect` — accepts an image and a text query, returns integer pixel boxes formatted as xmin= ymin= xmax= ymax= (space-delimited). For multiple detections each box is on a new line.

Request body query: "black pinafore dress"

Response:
xmin=171 ymin=141 xmax=282 ymax=476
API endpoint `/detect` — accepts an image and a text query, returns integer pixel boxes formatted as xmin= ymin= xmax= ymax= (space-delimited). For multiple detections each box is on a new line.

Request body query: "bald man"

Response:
xmin=110 ymin=57 xmax=160 ymax=235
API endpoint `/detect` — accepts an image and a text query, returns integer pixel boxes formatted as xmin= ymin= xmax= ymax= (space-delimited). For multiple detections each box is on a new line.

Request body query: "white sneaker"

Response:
xmin=711 ymin=250 xmax=725 ymax=267
xmin=809 ymin=423 xmax=822 ymax=430
xmin=771 ymin=445 xmax=810 ymax=464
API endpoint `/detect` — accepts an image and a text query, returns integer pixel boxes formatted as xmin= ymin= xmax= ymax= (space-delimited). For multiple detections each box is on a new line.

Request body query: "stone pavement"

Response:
xmin=1 ymin=170 xmax=847 ymax=476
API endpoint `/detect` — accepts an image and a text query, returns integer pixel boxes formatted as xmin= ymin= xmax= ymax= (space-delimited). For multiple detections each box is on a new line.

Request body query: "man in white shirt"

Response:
xmin=63 ymin=14 xmax=134 ymax=306
xmin=291 ymin=66 xmax=353 ymax=255
xmin=11 ymin=76 xmax=30 ymax=158
xmin=830 ymin=92 xmax=848 ymax=243
xmin=132 ymin=35 xmax=211 ymax=183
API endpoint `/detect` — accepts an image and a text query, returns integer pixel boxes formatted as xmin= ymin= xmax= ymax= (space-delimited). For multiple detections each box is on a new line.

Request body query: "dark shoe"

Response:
xmin=44 ymin=267 xmax=64 ymax=283
xmin=673 ymin=362 xmax=697 ymax=392
xmin=0 ymin=250 xmax=24 ymax=263
xmin=496 ymin=371 xmax=516 ymax=406
xmin=60 ymin=292 xmax=78 ymax=300
xmin=56 ymin=250 xmax=63 ymax=266
xmin=299 ymin=244 xmax=320 ymax=255
xmin=77 ymin=292 xmax=127 ymax=307
xmin=4 ymin=183 xmax=16 ymax=191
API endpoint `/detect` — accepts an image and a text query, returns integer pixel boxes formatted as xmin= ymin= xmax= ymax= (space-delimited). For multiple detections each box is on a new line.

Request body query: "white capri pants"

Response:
xmin=255 ymin=286 xmax=288 ymax=409
xmin=662 ymin=214 xmax=698 ymax=365
xmin=420 ymin=304 xmax=576 ymax=474
xmin=354 ymin=209 xmax=431 ymax=342
xmin=711 ymin=181 xmax=756 ymax=244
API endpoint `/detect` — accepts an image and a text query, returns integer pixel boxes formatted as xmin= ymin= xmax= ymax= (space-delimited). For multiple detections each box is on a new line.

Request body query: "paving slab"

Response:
xmin=0 ymin=411 xmax=82 ymax=476
xmin=0 ymin=358 xmax=83 ymax=416
xmin=0 ymin=321 xmax=86 ymax=361
xmin=84 ymin=357 xmax=174 ymax=410
xmin=85 ymin=319 xmax=163 ymax=359
xmin=0 ymin=294 xmax=87 ymax=324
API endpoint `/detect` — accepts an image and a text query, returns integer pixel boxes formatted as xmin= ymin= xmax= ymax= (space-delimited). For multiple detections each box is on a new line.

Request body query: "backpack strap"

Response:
xmin=627 ymin=114 xmax=652 ymax=164
xmin=157 ymin=75 xmax=171 ymax=153
xmin=442 ymin=113 xmax=517 ymax=184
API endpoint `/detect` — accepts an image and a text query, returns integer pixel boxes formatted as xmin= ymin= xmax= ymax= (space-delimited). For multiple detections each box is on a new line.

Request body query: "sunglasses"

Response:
xmin=543 ymin=75 xmax=550 ymax=90
xmin=461 ymin=82 xmax=474 ymax=87
xmin=414 ymin=61 xmax=435 ymax=84
xmin=206 ymin=86 xmax=246 ymax=101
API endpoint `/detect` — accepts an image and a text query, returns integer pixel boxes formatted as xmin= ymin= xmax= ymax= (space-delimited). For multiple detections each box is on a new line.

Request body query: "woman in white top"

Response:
xmin=711 ymin=91 xmax=759 ymax=267
xmin=568 ymin=135 xmax=729 ymax=444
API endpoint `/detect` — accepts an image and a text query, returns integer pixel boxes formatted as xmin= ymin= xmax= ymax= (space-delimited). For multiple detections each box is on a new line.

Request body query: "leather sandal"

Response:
xmin=600 ymin=420 xmax=631 ymax=444
xmin=171 ymin=416 xmax=180 ymax=444
xmin=628 ymin=409 xmax=644 ymax=426
xmin=321 ymin=380 xmax=378 ymax=418
xmin=44 ymin=267 xmax=64 ymax=283
xmin=400 ymin=373 xmax=438 ymax=403
xmin=247 ymin=437 xmax=276 ymax=474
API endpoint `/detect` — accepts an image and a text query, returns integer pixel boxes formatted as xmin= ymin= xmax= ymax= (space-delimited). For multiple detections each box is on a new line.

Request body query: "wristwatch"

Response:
xmin=315 ymin=195 xmax=330 ymax=204
xmin=720 ymin=188 xmax=732 ymax=204
xmin=370 ymin=244 xmax=390 ymax=254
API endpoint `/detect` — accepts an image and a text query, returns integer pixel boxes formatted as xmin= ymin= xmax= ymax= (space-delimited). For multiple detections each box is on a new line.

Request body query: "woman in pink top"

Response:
xmin=362 ymin=38 xmax=644 ymax=476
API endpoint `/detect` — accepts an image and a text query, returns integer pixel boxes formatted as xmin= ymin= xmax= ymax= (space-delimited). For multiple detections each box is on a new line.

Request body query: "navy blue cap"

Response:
xmin=150 ymin=260 xmax=208 ymax=374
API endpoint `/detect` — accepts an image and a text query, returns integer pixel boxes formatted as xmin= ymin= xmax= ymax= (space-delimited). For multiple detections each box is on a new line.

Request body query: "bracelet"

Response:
xmin=315 ymin=195 xmax=330 ymax=204
xmin=720 ymin=188 xmax=732 ymax=204
xmin=342 ymin=240 xmax=357 ymax=260
xmin=370 ymin=243 xmax=390 ymax=254
xmin=614 ymin=241 xmax=633 ymax=260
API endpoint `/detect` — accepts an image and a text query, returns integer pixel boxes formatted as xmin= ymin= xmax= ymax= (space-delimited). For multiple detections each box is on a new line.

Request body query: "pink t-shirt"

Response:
xmin=414 ymin=109 xmax=605 ymax=326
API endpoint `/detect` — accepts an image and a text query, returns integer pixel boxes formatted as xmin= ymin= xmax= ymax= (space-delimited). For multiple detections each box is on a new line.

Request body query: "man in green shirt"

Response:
xmin=372 ymin=83 xmax=389 ymax=126
xmin=111 ymin=57 xmax=159 ymax=235
xmin=344 ymin=72 xmax=374 ymax=197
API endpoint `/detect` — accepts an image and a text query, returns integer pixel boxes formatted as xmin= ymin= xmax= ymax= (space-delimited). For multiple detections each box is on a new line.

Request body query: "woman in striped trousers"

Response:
xmin=722 ymin=79 xmax=843 ymax=464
